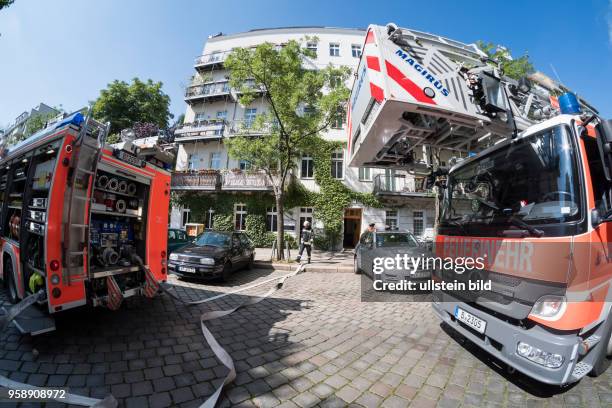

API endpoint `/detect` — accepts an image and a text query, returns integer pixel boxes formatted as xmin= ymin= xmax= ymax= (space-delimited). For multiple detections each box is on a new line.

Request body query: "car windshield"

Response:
xmin=376 ymin=233 xmax=419 ymax=248
xmin=441 ymin=125 xmax=582 ymax=235
xmin=193 ymin=231 xmax=231 ymax=248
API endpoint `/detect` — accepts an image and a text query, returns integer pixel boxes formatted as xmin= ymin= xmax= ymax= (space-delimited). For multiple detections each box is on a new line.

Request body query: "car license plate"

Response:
xmin=178 ymin=266 xmax=196 ymax=273
xmin=455 ymin=306 xmax=487 ymax=334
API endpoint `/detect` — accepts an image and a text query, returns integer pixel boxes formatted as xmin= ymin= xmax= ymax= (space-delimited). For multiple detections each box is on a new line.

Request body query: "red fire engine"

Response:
xmin=1 ymin=111 xmax=173 ymax=334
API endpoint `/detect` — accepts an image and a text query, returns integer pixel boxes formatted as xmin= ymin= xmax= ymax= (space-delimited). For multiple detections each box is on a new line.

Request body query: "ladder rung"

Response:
xmin=74 ymin=196 xmax=90 ymax=201
xmin=70 ymin=224 xmax=88 ymax=228
xmin=76 ymin=168 xmax=95 ymax=175
xmin=68 ymin=251 xmax=85 ymax=256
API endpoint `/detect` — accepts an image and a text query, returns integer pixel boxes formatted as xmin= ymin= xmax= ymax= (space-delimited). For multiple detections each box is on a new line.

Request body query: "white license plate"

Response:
xmin=455 ymin=306 xmax=487 ymax=334
xmin=178 ymin=266 xmax=196 ymax=273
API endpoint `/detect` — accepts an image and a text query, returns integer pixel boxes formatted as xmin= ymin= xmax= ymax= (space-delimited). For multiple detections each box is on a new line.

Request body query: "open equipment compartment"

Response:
xmin=88 ymin=162 xmax=150 ymax=298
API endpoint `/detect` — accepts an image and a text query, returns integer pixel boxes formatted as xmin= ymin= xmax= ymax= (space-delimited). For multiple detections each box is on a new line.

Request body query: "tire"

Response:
xmin=589 ymin=314 xmax=612 ymax=377
xmin=247 ymin=255 xmax=254 ymax=270
xmin=5 ymin=261 xmax=18 ymax=304
xmin=221 ymin=261 xmax=233 ymax=282
xmin=353 ymin=256 xmax=361 ymax=274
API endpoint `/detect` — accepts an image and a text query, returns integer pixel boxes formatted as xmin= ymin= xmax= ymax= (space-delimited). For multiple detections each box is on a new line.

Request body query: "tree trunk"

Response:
xmin=275 ymin=192 xmax=285 ymax=261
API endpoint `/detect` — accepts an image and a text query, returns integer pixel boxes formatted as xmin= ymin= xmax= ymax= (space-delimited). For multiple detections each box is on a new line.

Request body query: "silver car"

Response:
xmin=354 ymin=229 xmax=433 ymax=283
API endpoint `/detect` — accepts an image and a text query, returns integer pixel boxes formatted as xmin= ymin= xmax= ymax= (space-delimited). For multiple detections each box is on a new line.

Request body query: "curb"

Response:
xmin=253 ymin=261 xmax=353 ymax=273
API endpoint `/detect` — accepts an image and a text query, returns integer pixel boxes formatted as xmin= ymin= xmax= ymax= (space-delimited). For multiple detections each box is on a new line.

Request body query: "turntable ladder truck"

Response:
xmin=347 ymin=23 xmax=612 ymax=384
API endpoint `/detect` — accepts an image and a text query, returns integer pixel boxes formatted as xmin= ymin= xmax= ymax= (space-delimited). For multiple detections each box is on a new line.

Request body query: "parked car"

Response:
xmin=168 ymin=228 xmax=190 ymax=253
xmin=168 ymin=230 xmax=255 ymax=281
xmin=354 ymin=229 xmax=433 ymax=283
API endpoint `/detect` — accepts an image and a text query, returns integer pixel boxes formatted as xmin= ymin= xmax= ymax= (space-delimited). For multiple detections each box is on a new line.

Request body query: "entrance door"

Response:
xmin=343 ymin=208 xmax=362 ymax=248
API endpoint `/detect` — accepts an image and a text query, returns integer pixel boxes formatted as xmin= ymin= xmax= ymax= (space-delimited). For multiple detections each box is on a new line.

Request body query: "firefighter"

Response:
xmin=296 ymin=221 xmax=314 ymax=264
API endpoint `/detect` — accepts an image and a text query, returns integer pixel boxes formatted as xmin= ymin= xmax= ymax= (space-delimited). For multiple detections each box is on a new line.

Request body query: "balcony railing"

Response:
xmin=194 ymin=51 xmax=231 ymax=68
xmin=226 ymin=120 xmax=274 ymax=136
xmin=185 ymin=81 xmax=231 ymax=101
xmin=373 ymin=174 xmax=433 ymax=196
xmin=171 ymin=172 xmax=220 ymax=190
xmin=220 ymin=170 xmax=274 ymax=191
xmin=174 ymin=120 xmax=226 ymax=141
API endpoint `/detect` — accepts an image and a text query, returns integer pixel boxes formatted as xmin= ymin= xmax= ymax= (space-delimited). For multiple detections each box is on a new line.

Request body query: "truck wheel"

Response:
xmin=221 ymin=262 xmax=232 ymax=282
xmin=5 ymin=261 xmax=18 ymax=304
xmin=589 ymin=313 xmax=612 ymax=377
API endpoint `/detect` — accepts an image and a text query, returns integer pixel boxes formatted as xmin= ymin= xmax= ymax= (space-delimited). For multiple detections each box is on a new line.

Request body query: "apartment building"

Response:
xmin=2 ymin=103 xmax=60 ymax=145
xmin=170 ymin=26 xmax=437 ymax=248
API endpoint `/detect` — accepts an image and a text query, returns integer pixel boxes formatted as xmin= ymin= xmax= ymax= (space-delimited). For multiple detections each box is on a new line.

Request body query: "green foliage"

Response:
xmin=476 ymin=41 xmax=534 ymax=80
xmin=224 ymin=38 xmax=351 ymax=258
xmin=92 ymin=78 xmax=172 ymax=135
xmin=212 ymin=214 xmax=233 ymax=232
xmin=105 ymin=133 xmax=120 ymax=144
xmin=24 ymin=112 xmax=56 ymax=138
xmin=0 ymin=0 xmax=14 ymax=11
xmin=245 ymin=214 xmax=276 ymax=247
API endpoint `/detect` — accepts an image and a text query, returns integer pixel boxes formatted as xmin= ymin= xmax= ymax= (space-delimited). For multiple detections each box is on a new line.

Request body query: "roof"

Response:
xmin=208 ymin=26 xmax=366 ymax=42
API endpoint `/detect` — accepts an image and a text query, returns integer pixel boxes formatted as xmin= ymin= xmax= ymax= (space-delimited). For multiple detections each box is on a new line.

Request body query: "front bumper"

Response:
xmin=168 ymin=260 xmax=224 ymax=279
xmin=432 ymin=291 xmax=581 ymax=385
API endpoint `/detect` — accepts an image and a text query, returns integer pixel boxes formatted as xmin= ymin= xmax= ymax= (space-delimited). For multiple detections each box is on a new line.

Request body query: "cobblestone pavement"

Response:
xmin=1 ymin=268 xmax=611 ymax=407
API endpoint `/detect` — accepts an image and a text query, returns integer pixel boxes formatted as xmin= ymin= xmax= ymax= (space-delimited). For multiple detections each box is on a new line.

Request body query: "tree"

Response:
xmin=0 ymin=0 xmax=14 ymax=11
xmin=24 ymin=111 xmax=58 ymax=138
xmin=92 ymin=78 xmax=172 ymax=136
xmin=476 ymin=41 xmax=534 ymax=80
xmin=224 ymin=40 xmax=350 ymax=260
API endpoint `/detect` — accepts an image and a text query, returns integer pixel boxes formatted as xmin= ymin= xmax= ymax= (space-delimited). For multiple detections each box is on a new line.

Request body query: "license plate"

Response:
xmin=178 ymin=266 xmax=196 ymax=273
xmin=455 ymin=306 xmax=487 ymax=334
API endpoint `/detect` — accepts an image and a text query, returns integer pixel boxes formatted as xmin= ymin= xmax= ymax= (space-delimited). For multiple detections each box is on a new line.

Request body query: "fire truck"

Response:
xmin=0 ymin=111 xmax=174 ymax=335
xmin=348 ymin=23 xmax=612 ymax=384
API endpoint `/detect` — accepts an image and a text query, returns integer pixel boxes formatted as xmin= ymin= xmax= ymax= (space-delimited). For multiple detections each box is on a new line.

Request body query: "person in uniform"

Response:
xmin=296 ymin=221 xmax=314 ymax=263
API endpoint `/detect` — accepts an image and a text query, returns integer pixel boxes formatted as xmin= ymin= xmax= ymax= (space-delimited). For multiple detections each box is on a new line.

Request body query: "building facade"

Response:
xmin=2 ymin=103 xmax=60 ymax=144
xmin=170 ymin=26 xmax=437 ymax=248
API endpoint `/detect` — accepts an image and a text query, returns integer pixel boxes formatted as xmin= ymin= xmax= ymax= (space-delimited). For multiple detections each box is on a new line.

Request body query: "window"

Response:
xmin=301 ymin=155 xmax=314 ymax=179
xmin=329 ymin=43 xmax=340 ymax=57
xmin=359 ymin=167 xmax=372 ymax=181
xmin=266 ymin=206 xmax=278 ymax=232
xmin=239 ymin=159 xmax=251 ymax=170
xmin=385 ymin=210 xmax=398 ymax=230
xmin=195 ymin=112 xmax=207 ymax=122
xmin=216 ymin=110 xmax=227 ymax=120
xmin=234 ymin=204 xmax=247 ymax=231
xmin=307 ymin=41 xmax=317 ymax=56
xmin=351 ymin=44 xmax=362 ymax=58
xmin=244 ymin=108 xmax=257 ymax=128
xmin=331 ymin=149 xmax=344 ymax=179
xmin=210 ymin=152 xmax=221 ymax=169
xmin=205 ymin=208 xmax=215 ymax=229
xmin=413 ymin=211 xmax=424 ymax=236
xmin=331 ymin=108 xmax=346 ymax=129
xmin=187 ymin=154 xmax=196 ymax=170
xmin=181 ymin=209 xmax=190 ymax=227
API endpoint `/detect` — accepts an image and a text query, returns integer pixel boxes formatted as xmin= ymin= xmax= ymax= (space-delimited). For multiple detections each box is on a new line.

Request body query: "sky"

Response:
xmin=1 ymin=0 xmax=611 ymax=129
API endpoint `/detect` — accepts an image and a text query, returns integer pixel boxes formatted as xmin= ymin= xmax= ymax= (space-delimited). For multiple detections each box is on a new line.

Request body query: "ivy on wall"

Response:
xmin=174 ymin=140 xmax=381 ymax=250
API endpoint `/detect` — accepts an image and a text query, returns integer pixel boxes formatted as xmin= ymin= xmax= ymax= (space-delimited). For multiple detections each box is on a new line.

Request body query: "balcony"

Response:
xmin=171 ymin=171 xmax=220 ymax=191
xmin=220 ymin=170 xmax=274 ymax=191
xmin=185 ymin=81 xmax=231 ymax=103
xmin=373 ymin=175 xmax=434 ymax=197
xmin=174 ymin=120 xmax=226 ymax=142
xmin=194 ymin=51 xmax=231 ymax=69
xmin=226 ymin=120 xmax=274 ymax=137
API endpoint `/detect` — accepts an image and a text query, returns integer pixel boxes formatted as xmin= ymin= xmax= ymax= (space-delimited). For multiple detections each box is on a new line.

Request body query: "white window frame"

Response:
xmin=239 ymin=159 xmax=251 ymax=170
xmin=210 ymin=152 xmax=221 ymax=169
xmin=385 ymin=210 xmax=398 ymax=230
xmin=306 ymin=41 xmax=317 ymax=56
xmin=187 ymin=154 xmax=196 ymax=170
xmin=181 ymin=209 xmax=191 ymax=228
xmin=216 ymin=110 xmax=227 ymax=120
xmin=351 ymin=44 xmax=362 ymax=58
xmin=244 ymin=108 xmax=257 ymax=128
xmin=329 ymin=43 xmax=340 ymax=57
xmin=234 ymin=203 xmax=247 ymax=231
xmin=359 ymin=167 xmax=372 ymax=181
xmin=194 ymin=112 xmax=207 ymax=122
xmin=300 ymin=155 xmax=314 ymax=179
xmin=266 ymin=206 xmax=278 ymax=232
xmin=331 ymin=149 xmax=344 ymax=180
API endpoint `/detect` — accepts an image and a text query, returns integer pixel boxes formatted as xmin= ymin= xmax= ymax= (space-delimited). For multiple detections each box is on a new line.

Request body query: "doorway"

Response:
xmin=343 ymin=208 xmax=362 ymax=248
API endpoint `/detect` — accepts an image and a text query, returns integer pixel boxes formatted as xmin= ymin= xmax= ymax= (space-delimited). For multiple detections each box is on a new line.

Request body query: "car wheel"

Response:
xmin=247 ymin=254 xmax=254 ymax=270
xmin=353 ymin=256 xmax=361 ymax=274
xmin=5 ymin=261 xmax=18 ymax=304
xmin=589 ymin=314 xmax=612 ymax=377
xmin=221 ymin=261 xmax=233 ymax=282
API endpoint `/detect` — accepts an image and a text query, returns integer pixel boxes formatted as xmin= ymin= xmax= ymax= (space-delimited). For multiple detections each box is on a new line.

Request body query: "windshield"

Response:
xmin=441 ymin=125 xmax=582 ymax=236
xmin=194 ymin=231 xmax=231 ymax=248
xmin=376 ymin=233 xmax=419 ymax=248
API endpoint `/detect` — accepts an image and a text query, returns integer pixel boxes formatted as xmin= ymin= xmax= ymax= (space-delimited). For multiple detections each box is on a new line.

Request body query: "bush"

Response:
xmin=245 ymin=214 xmax=276 ymax=247
xmin=213 ymin=214 xmax=233 ymax=231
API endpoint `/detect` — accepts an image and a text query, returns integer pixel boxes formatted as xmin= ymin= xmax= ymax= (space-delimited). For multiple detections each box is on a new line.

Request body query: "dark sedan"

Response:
xmin=354 ymin=229 xmax=433 ymax=283
xmin=168 ymin=231 xmax=255 ymax=281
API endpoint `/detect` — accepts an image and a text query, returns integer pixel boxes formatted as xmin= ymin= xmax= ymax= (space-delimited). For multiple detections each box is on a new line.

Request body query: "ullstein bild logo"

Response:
xmin=394 ymin=49 xmax=450 ymax=96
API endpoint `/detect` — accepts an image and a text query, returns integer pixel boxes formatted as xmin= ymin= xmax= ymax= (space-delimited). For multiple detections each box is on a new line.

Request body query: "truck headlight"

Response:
xmin=199 ymin=257 xmax=215 ymax=265
xmin=169 ymin=253 xmax=178 ymax=261
xmin=517 ymin=342 xmax=564 ymax=368
xmin=530 ymin=295 xmax=566 ymax=320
